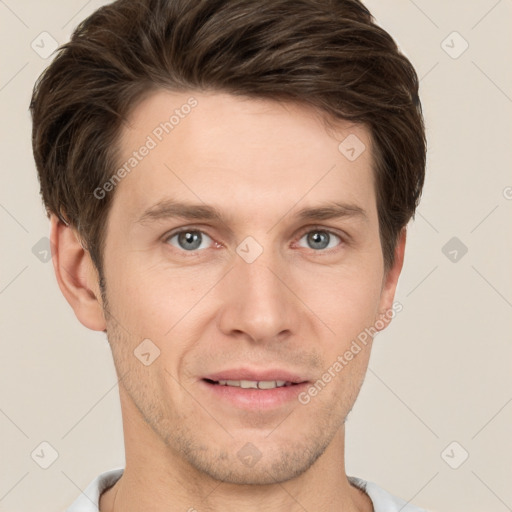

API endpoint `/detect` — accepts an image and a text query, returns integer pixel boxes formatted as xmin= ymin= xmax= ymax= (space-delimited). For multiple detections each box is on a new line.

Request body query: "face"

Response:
xmin=98 ymin=90 xmax=399 ymax=485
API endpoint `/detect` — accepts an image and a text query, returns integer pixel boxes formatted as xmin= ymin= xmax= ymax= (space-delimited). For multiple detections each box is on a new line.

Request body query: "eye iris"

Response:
xmin=307 ymin=231 xmax=330 ymax=250
xmin=178 ymin=231 xmax=202 ymax=250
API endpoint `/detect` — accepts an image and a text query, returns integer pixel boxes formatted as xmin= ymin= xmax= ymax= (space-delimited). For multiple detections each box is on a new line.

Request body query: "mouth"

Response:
xmin=203 ymin=378 xmax=301 ymax=389
xmin=200 ymin=371 xmax=310 ymax=409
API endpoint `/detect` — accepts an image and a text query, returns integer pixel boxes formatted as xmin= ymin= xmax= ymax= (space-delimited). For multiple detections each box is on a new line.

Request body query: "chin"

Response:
xmin=181 ymin=436 xmax=330 ymax=486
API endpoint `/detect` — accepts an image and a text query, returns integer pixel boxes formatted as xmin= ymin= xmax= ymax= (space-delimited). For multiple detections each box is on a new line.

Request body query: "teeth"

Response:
xmin=241 ymin=380 xmax=258 ymax=389
xmin=216 ymin=379 xmax=290 ymax=389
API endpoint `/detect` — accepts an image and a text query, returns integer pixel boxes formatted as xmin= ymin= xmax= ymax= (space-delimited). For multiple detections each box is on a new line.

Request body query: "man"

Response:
xmin=30 ymin=0 xmax=427 ymax=510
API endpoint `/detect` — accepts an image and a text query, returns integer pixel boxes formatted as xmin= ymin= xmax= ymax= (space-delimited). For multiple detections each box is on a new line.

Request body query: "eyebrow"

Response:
xmin=135 ymin=199 xmax=368 ymax=226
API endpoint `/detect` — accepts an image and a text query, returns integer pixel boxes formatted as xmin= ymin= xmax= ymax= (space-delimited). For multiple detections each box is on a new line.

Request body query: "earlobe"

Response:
xmin=50 ymin=214 xmax=106 ymax=331
xmin=375 ymin=228 xmax=407 ymax=332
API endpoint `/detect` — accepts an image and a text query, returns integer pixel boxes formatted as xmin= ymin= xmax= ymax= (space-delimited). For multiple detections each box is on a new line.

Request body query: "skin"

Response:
xmin=51 ymin=90 xmax=406 ymax=512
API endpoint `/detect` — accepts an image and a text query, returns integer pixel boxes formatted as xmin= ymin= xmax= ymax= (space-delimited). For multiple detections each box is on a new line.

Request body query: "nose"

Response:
xmin=216 ymin=248 xmax=301 ymax=345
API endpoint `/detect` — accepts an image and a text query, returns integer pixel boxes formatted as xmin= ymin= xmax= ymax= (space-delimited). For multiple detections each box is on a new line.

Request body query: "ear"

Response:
xmin=50 ymin=214 xmax=106 ymax=331
xmin=375 ymin=228 xmax=406 ymax=332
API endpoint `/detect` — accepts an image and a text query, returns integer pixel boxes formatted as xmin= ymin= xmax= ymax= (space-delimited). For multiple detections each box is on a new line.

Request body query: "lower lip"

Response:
xmin=199 ymin=379 xmax=309 ymax=410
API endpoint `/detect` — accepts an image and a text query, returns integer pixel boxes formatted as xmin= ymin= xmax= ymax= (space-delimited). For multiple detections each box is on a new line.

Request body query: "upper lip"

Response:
xmin=202 ymin=368 xmax=309 ymax=384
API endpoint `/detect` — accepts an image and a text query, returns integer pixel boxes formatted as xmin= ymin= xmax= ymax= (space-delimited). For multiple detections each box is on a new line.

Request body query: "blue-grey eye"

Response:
xmin=167 ymin=230 xmax=213 ymax=251
xmin=298 ymin=230 xmax=341 ymax=250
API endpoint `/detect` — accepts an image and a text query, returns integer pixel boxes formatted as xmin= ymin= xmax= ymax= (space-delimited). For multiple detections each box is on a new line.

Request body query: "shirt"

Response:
xmin=66 ymin=467 xmax=428 ymax=512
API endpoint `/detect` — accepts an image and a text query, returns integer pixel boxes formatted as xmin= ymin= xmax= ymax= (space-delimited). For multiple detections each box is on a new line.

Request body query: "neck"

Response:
xmin=100 ymin=387 xmax=373 ymax=512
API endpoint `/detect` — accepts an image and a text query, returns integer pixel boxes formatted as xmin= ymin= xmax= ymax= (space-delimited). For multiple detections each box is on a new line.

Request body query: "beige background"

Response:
xmin=1 ymin=1 xmax=511 ymax=511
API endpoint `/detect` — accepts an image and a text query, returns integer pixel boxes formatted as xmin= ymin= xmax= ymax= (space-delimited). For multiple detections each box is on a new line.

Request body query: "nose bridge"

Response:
xmin=218 ymin=244 xmax=297 ymax=342
xmin=237 ymin=257 xmax=282 ymax=306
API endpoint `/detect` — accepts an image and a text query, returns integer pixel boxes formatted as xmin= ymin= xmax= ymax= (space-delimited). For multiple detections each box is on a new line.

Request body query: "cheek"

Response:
xmin=105 ymin=259 xmax=219 ymax=343
xmin=297 ymin=264 xmax=382 ymax=341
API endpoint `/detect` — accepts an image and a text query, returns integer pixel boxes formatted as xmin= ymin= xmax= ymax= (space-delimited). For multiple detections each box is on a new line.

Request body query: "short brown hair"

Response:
xmin=30 ymin=0 xmax=426 ymax=275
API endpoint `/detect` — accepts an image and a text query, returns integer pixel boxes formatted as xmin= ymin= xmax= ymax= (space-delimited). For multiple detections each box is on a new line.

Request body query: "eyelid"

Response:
xmin=163 ymin=224 xmax=213 ymax=238
xmin=294 ymin=224 xmax=348 ymax=244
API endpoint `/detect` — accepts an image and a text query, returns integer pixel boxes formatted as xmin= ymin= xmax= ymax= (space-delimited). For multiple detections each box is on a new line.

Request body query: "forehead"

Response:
xmin=112 ymin=90 xmax=376 ymax=225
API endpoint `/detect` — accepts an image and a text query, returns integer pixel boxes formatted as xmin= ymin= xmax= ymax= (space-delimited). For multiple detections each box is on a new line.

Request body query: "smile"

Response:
xmin=200 ymin=376 xmax=308 ymax=410
xmin=205 ymin=379 xmax=298 ymax=389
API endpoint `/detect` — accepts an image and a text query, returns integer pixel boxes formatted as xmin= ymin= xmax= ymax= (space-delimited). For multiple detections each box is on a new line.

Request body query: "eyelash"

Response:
xmin=163 ymin=225 xmax=346 ymax=256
